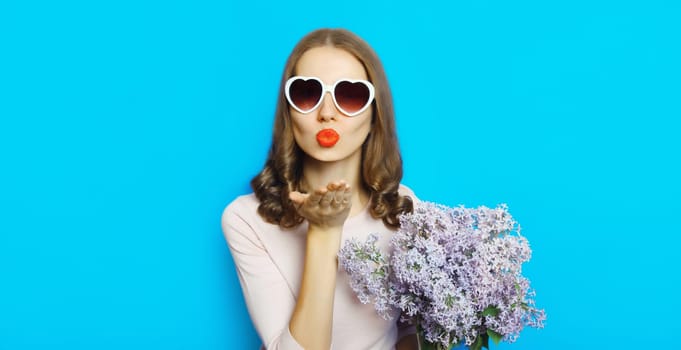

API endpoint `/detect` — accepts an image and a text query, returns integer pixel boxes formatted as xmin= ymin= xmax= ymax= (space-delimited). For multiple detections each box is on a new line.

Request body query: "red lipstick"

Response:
xmin=316 ymin=129 xmax=339 ymax=147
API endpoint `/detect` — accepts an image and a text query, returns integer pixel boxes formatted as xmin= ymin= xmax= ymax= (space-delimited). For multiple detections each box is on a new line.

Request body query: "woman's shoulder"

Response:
xmin=224 ymin=192 xmax=259 ymax=214
xmin=221 ymin=193 xmax=261 ymax=234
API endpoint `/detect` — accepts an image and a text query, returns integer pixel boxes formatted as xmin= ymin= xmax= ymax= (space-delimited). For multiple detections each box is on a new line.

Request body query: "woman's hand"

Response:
xmin=289 ymin=180 xmax=352 ymax=229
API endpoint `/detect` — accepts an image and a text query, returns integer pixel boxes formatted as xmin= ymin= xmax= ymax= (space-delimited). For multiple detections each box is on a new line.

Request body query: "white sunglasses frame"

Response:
xmin=284 ymin=76 xmax=375 ymax=117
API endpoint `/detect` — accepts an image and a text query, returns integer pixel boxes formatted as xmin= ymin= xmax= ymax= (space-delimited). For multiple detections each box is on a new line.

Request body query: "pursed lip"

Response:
xmin=316 ymin=128 xmax=340 ymax=147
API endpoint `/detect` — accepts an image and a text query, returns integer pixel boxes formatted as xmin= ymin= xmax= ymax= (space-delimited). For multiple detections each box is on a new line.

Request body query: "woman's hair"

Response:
xmin=251 ymin=28 xmax=413 ymax=229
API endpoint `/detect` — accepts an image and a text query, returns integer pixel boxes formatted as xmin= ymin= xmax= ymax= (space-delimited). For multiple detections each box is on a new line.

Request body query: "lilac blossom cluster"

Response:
xmin=339 ymin=202 xmax=546 ymax=349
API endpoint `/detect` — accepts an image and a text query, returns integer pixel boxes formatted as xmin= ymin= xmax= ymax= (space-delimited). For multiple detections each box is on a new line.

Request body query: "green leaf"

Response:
xmin=469 ymin=336 xmax=483 ymax=350
xmin=449 ymin=340 xmax=465 ymax=350
xmin=486 ymin=329 xmax=503 ymax=346
xmin=416 ymin=331 xmax=438 ymax=350
xmin=420 ymin=341 xmax=438 ymax=350
xmin=445 ymin=295 xmax=454 ymax=308
xmin=482 ymin=333 xmax=489 ymax=349
xmin=482 ymin=306 xmax=500 ymax=317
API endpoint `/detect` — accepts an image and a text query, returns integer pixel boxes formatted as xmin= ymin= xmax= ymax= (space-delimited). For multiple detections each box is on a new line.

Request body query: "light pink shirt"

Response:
xmin=221 ymin=186 xmax=417 ymax=350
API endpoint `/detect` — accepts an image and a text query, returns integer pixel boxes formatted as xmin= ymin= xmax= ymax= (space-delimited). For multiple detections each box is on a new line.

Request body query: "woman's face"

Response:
xmin=289 ymin=46 xmax=373 ymax=163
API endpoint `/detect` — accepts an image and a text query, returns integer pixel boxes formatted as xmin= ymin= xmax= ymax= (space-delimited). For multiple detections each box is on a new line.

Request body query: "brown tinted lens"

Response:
xmin=335 ymin=81 xmax=370 ymax=114
xmin=289 ymin=79 xmax=322 ymax=111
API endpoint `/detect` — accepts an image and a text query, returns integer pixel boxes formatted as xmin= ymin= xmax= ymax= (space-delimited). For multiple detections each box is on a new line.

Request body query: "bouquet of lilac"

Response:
xmin=339 ymin=202 xmax=545 ymax=350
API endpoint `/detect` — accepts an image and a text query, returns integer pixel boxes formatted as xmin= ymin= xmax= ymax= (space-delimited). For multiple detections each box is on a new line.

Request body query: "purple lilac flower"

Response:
xmin=338 ymin=201 xmax=546 ymax=349
xmin=338 ymin=233 xmax=395 ymax=319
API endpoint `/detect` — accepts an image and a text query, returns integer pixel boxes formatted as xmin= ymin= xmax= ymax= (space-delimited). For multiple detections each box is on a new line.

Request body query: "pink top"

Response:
xmin=221 ymin=186 xmax=417 ymax=350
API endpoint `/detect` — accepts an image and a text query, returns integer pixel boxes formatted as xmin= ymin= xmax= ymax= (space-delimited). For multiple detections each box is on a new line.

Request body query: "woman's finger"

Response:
xmin=319 ymin=189 xmax=334 ymax=207
xmin=326 ymin=181 xmax=339 ymax=192
xmin=342 ymin=185 xmax=352 ymax=205
xmin=333 ymin=184 xmax=347 ymax=205
xmin=288 ymin=191 xmax=307 ymax=210
xmin=307 ymin=188 xmax=325 ymax=206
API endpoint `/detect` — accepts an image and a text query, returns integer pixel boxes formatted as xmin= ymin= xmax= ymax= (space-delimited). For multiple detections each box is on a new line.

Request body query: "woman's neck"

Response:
xmin=300 ymin=152 xmax=369 ymax=216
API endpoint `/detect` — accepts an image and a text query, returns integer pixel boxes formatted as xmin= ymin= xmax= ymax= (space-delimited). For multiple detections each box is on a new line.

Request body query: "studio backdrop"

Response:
xmin=1 ymin=0 xmax=679 ymax=349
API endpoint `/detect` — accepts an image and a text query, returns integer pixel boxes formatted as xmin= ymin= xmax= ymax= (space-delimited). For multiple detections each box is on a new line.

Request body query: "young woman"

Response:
xmin=222 ymin=28 xmax=418 ymax=350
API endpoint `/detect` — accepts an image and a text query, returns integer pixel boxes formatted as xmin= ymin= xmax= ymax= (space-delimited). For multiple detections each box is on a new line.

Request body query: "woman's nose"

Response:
xmin=317 ymin=92 xmax=337 ymax=122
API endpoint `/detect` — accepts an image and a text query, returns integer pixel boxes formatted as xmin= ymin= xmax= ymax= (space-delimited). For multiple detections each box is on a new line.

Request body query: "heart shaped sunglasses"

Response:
xmin=284 ymin=76 xmax=375 ymax=117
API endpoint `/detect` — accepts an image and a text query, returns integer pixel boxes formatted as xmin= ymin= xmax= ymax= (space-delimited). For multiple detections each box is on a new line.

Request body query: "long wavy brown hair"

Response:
xmin=251 ymin=28 xmax=413 ymax=229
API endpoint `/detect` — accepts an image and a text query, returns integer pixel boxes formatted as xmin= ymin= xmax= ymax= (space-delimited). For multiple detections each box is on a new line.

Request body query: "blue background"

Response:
xmin=1 ymin=0 xmax=679 ymax=349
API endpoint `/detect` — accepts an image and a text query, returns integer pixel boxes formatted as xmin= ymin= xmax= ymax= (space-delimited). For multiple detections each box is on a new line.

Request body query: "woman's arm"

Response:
xmin=288 ymin=224 xmax=342 ymax=349
xmin=287 ymin=182 xmax=352 ymax=350
xmin=223 ymin=199 xmax=303 ymax=349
